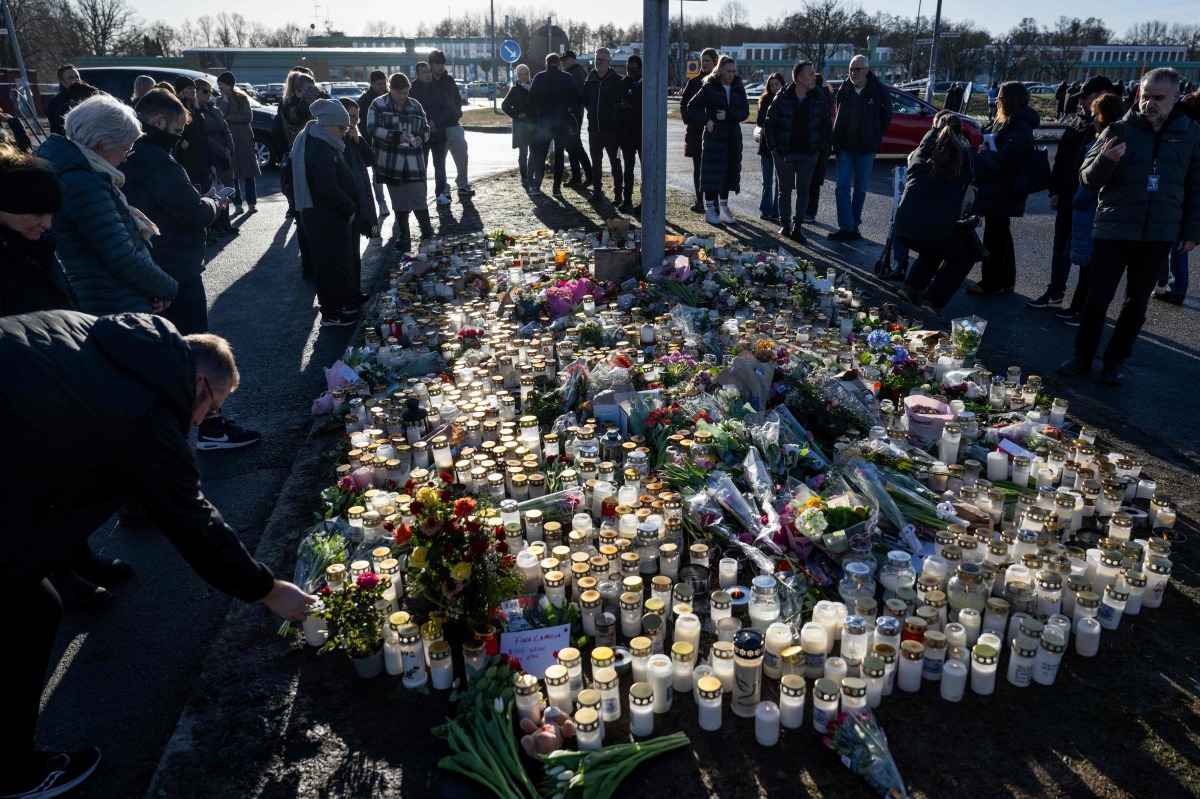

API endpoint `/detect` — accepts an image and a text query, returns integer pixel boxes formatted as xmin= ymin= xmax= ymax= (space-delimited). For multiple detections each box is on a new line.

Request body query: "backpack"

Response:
xmin=1012 ymin=145 xmax=1052 ymax=195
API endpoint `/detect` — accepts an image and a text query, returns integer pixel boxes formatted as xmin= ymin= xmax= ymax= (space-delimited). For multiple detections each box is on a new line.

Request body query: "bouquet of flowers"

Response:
xmin=318 ymin=571 xmax=387 ymax=658
xmin=402 ymin=473 xmax=523 ymax=622
xmin=658 ymin=351 xmax=698 ymax=388
xmin=823 ymin=711 xmax=910 ymax=799
xmin=456 ymin=327 xmax=485 ymax=350
xmin=951 ymin=315 xmax=987 ymax=361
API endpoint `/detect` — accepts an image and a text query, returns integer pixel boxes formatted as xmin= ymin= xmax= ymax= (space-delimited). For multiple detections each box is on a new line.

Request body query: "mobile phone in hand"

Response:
xmin=217 ymin=187 xmax=236 ymax=198
xmin=1108 ymin=122 xmax=1125 ymax=145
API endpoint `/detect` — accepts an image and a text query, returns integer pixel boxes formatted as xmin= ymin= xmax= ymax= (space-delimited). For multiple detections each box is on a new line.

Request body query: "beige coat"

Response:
xmin=217 ymin=90 xmax=261 ymax=179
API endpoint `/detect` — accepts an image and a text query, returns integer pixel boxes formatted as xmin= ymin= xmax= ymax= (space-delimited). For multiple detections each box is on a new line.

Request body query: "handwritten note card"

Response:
xmin=499 ymin=624 xmax=571 ymax=679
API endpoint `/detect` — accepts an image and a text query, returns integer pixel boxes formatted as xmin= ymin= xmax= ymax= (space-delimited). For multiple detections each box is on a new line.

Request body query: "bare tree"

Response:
xmin=994 ymin=17 xmax=1044 ymax=81
xmin=74 ymin=0 xmax=139 ymax=56
xmin=782 ymin=0 xmax=855 ymax=69
xmin=143 ymin=20 xmax=180 ymax=56
xmin=195 ymin=14 xmax=216 ymax=47
xmin=214 ymin=12 xmax=249 ymax=47
xmin=717 ymin=1 xmax=749 ymax=31
xmin=1041 ymin=17 xmax=1108 ymax=82
xmin=5 ymin=0 xmax=87 ymax=74
xmin=937 ymin=22 xmax=991 ymax=81
xmin=363 ymin=20 xmax=397 ymax=37
xmin=1168 ymin=23 xmax=1200 ymax=60
xmin=1123 ymin=21 xmax=1170 ymax=44
xmin=260 ymin=22 xmax=308 ymax=48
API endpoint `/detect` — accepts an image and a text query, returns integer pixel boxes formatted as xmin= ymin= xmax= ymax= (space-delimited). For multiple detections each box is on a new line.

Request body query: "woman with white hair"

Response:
xmin=501 ymin=64 xmax=535 ymax=187
xmin=37 ymin=94 xmax=178 ymax=314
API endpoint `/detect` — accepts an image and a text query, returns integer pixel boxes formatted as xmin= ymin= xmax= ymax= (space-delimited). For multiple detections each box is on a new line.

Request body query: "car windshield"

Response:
xmin=891 ymin=91 xmax=926 ymax=115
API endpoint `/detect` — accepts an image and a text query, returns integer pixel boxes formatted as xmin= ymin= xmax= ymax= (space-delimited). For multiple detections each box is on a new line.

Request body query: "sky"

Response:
xmin=135 ymin=0 xmax=1196 ymax=43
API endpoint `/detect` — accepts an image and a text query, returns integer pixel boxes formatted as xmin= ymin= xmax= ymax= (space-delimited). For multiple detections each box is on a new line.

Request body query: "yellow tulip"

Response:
xmin=452 ymin=562 xmax=473 ymax=582
xmin=409 ymin=547 xmax=428 ymax=569
xmin=416 ymin=486 xmax=439 ymax=506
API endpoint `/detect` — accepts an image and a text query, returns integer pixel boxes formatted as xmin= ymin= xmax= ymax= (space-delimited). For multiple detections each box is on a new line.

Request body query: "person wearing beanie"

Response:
xmin=173 ymin=75 xmax=196 ymax=96
xmin=216 ymin=72 xmax=262 ymax=213
xmin=0 ymin=142 xmax=74 ymax=315
xmin=290 ymin=97 xmax=360 ymax=327
xmin=357 ymin=69 xmax=391 ymax=220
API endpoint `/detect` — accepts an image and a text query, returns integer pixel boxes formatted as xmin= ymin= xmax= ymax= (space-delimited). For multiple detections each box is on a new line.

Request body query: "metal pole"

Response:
xmin=924 ymin=0 xmax=942 ymax=104
xmin=547 ymin=16 xmax=553 ymax=57
xmin=642 ymin=0 xmax=668 ymax=275
xmin=679 ymin=0 xmax=685 ymax=89
xmin=908 ymin=0 xmax=921 ymax=82
xmin=0 ymin=0 xmax=41 ymax=131
xmin=490 ymin=0 xmax=497 ymax=112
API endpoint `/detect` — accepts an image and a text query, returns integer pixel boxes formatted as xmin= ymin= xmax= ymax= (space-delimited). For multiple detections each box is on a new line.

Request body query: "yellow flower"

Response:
xmin=805 ymin=497 xmax=825 ymax=509
xmin=451 ymin=562 xmax=473 ymax=582
xmin=409 ymin=547 xmax=428 ymax=569
xmin=416 ymin=486 xmax=439 ymax=506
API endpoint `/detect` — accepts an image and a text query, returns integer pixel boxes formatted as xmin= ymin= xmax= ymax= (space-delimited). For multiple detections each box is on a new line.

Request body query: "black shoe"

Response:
xmin=418 ymin=229 xmax=434 ymax=241
xmin=394 ymin=235 xmax=411 ymax=252
xmin=320 ymin=313 xmax=357 ymax=328
xmin=197 ymin=415 xmax=262 ymax=451
xmin=565 ymin=176 xmax=583 ymax=187
xmin=1054 ymin=308 xmax=1078 ymax=320
xmin=0 ymin=747 xmax=102 ymax=798
xmin=1062 ymin=313 xmax=1082 ymax=327
xmin=828 ymin=229 xmax=858 ymax=241
xmin=590 ymin=191 xmax=606 ymax=203
xmin=1058 ymin=355 xmax=1092 ymax=376
xmin=457 ymin=185 xmax=476 ymax=196
xmin=898 ymin=284 xmax=920 ymax=304
xmin=690 ymin=201 xmax=704 ymax=214
xmin=552 ymin=186 xmax=564 ymax=198
xmin=1100 ymin=360 xmax=1124 ymax=385
xmin=789 ymin=223 xmax=808 ymax=244
xmin=1153 ymin=292 xmax=1185 ymax=305
xmin=778 ymin=223 xmax=793 ymax=238
xmin=1027 ymin=291 xmax=1065 ymax=309
xmin=803 ymin=214 xmax=817 ymax=223
xmin=631 ymin=204 xmax=641 ymax=215
xmin=75 ymin=549 xmax=133 ymax=583
xmin=529 ymin=186 xmax=544 ymax=197
xmin=618 ymin=200 xmax=633 ymax=213
xmin=51 ymin=570 xmax=113 ymax=608
xmin=920 ymin=299 xmax=944 ymax=319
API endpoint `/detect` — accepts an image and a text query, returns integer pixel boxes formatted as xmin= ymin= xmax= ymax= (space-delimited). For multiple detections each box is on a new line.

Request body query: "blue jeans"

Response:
xmin=1161 ymin=248 xmax=1189 ymax=296
xmin=759 ymin=154 xmax=778 ymax=217
xmin=232 ymin=177 xmax=257 ymax=207
xmin=835 ymin=149 xmax=876 ymax=233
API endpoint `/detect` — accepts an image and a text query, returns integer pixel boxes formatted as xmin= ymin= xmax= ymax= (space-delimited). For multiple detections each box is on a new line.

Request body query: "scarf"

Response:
xmin=73 ymin=140 xmax=159 ymax=242
xmin=290 ymin=121 xmax=347 ymax=213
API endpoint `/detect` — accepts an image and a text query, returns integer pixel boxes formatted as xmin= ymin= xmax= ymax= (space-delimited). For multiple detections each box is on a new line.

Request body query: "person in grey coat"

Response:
xmin=1058 ymin=68 xmax=1200 ymax=385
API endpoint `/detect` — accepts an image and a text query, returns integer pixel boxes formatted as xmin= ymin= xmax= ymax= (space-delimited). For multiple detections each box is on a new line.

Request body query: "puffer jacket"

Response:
xmin=831 ymin=72 xmax=892 ymax=154
xmin=684 ymin=76 xmax=751 ymax=194
xmin=764 ymin=83 xmax=831 ymax=156
xmin=1081 ymin=106 xmax=1200 ymax=243
xmin=0 ymin=228 xmax=77 ymax=316
xmin=1068 ymin=128 xmax=1101 ymax=266
xmin=37 ymin=134 xmax=178 ymax=313
xmin=0 ymin=309 xmax=275 ymax=599
xmin=973 ymin=104 xmax=1041 ymax=218
xmin=122 ymin=124 xmax=221 ymax=282
xmin=584 ymin=69 xmax=622 ymax=133
xmin=681 ymin=74 xmax=706 ymax=158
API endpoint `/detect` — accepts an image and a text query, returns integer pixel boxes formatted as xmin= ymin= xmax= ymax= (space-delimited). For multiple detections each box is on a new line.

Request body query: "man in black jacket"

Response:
xmin=1029 ymin=76 xmax=1113 ymax=310
xmin=527 ymin=53 xmax=585 ymax=197
xmin=411 ymin=61 xmax=453 ymax=206
xmin=829 ymin=55 xmax=892 ymax=241
xmin=615 ymin=55 xmax=643 ymax=213
xmin=45 ymin=64 xmax=80 ymax=137
xmin=765 ymin=61 xmax=831 ymax=243
xmin=430 ymin=50 xmax=474 ymax=200
xmin=584 ymin=48 xmax=623 ymax=203
xmin=560 ymin=51 xmax=592 ymax=185
xmin=0 ymin=310 xmax=313 ymax=798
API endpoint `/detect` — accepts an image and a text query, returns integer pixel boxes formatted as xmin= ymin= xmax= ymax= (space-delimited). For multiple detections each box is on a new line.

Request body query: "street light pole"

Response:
xmin=923 ymin=0 xmax=942 ymax=104
xmin=909 ymin=0 xmax=922 ymax=82
xmin=490 ymin=0 xmax=497 ymax=112
xmin=642 ymin=0 xmax=669 ymax=274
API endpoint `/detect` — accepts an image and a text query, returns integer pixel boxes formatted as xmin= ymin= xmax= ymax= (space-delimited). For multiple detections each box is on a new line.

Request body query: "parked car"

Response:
xmin=1028 ymin=85 xmax=1057 ymax=95
xmin=827 ymin=80 xmax=983 ymax=154
xmin=465 ymin=81 xmax=498 ymax=100
xmin=259 ymin=83 xmax=285 ymax=104
xmin=237 ymin=82 xmax=261 ymax=100
xmin=79 ymin=66 xmax=283 ymax=169
xmin=318 ymin=82 xmax=363 ymax=101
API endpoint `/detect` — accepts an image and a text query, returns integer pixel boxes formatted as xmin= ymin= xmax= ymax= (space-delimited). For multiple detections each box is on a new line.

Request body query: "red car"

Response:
xmin=827 ymin=80 xmax=983 ymax=154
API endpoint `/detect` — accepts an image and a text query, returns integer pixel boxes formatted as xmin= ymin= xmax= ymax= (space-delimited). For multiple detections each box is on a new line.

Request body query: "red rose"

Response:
xmin=410 ymin=501 xmax=425 ymax=515
xmin=440 ymin=471 xmax=454 ymax=484
xmin=453 ymin=497 xmax=477 ymax=519
xmin=440 ymin=490 xmax=452 ymax=502
xmin=498 ymin=541 xmax=510 ymax=554
xmin=495 ymin=530 xmax=506 ymax=543
xmin=357 ymin=572 xmax=380 ymax=590
xmin=466 ymin=520 xmax=481 ymax=533
xmin=404 ymin=479 xmax=415 ymax=491
xmin=499 ymin=653 xmax=510 ymax=665
xmin=509 ymin=657 xmax=522 ymax=672
xmin=472 ymin=540 xmax=488 ymax=557
xmin=319 ymin=585 xmax=331 ymax=596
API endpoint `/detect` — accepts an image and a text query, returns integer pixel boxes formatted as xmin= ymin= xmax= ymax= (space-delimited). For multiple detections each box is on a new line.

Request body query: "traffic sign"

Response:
xmin=500 ymin=40 xmax=521 ymax=64
xmin=686 ymin=60 xmax=700 ymax=78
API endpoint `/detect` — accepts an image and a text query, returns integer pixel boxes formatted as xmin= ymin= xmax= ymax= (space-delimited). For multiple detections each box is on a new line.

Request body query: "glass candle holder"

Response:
xmin=710 ymin=641 xmax=735 ymax=692
xmin=812 ymin=678 xmax=840 ymax=733
xmin=940 ymin=658 xmax=968 ymax=702
xmin=697 ymin=676 xmax=723 ymax=732
xmin=780 ymin=675 xmax=806 ymax=728
xmin=755 ymin=701 xmax=781 ymax=746
xmin=647 ymin=655 xmax=674 ymax=714
xmin=969 ymin=644 xmax=998 ymax=695
xmin=731 ymin=629 xmax=765 ymax=719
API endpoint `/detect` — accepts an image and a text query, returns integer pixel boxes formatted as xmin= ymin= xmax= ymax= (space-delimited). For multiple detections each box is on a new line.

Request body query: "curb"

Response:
xmin=462 ymin=124 xmax=511 ymax=134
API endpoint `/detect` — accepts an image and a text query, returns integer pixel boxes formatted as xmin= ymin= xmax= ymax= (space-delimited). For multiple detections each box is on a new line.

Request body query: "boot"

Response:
xmin=718 ymin=199 xmax=737 ymax=224
xmin=51 ymin=568 xmax=113 ymax=607
xmin=394 ymin=214 xmax=411 ymax=252
xmin=691 ymin=188 xmax=704 ymax=214
xmin=73 ymin=544 xmax=133 ymax=584
xmin=704 ymin=200 xmax=721 ymax=225
xmin=415 ymin=210 xmax=434 ymax=240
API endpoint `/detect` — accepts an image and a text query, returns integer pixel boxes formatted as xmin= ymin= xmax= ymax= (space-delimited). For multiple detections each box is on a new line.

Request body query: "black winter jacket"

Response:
xmin=615 ymin=76 xmax=642 ymax=145
xmin=501 ymin=83 xmax=536 ymax=148
xmin=0 ymin=229 xmax=77 ymax=316
xmin=832 ymin=72 xmax=893 ymax=154
xmin=895 ymin=128 xmax=1000 ymax=240
xmin=764 ymin=83 xmax=831 ymax=156
xmin=0 ymin=310 xmax=275 ymax=599
xmin=528 ymin=66 xmax=584 ymax=137
xmin=411 ymin=79 xmax=452 ymax=143
xmin=974 ymin=104 xmax=1041 ymax=218
xmin=433 ymin=74 xmax=464 ymax=127
xmin=123 ymin=125 xmax=220 ymax=281
xmin=1050 ymin=110 xmax=1095 ymax=201
xmin=46 ymin=88 xmax=70 ymax=137
xmin=584 ymin=69 xmax=622 ymax=133
xmin=1081 ymin=106 xmax=1200 ymax=243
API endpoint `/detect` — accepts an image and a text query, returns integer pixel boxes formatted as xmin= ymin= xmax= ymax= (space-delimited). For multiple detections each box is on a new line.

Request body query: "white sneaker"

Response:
xmin=705 ymin=205 xmax=722 ymax=225
xmin=719 ymin=204 xmax=737 ymax=224
xmin=436 ymin=192 xmax=451 ymax=205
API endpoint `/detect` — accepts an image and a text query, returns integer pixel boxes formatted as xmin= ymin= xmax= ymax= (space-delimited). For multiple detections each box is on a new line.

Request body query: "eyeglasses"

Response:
xmin=199 ymin=89 xmax=212 ymax=94
xmin=849 ymin=67 xmax=865 ymax=73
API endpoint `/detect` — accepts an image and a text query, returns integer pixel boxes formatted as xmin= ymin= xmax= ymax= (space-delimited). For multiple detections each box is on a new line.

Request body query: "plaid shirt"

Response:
xmin=366 ymin=93 xmax=430 ymax=185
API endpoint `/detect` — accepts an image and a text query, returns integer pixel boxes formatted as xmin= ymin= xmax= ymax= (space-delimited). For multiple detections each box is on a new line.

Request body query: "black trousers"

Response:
xmin=807 ymin=151 xmax=827 ymax=217
xmin=901 ymin=233 xmax=977 ymax=307
xmin=588 ymin=129 xmax=623 ymax=198
xmin=1074 ymin=239 xmax=1172 ymax=363
xmin=979 ymin=216 xmax=1016 ymax=290
xmin=531 ymin=131 xmax=567 ymax=189
xmin=566 ymin=129 xmax=591 ymax=179
xmin=620 ymin=135 xmax=640 ymax=203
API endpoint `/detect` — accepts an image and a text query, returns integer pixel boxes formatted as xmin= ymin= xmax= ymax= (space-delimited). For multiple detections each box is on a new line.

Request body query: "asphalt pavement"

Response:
xmin=37 ymin=123 xmax=1196 ymax=799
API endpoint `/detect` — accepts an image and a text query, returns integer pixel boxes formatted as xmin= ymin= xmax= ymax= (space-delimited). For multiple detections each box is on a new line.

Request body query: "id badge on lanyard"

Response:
xmin=1147 ymin=172 xmax=1160 ymax=192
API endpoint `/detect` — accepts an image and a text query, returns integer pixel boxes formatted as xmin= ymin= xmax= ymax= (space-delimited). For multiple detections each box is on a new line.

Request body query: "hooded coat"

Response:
xmin=0 ymin=309 xmax=275 ymax=599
